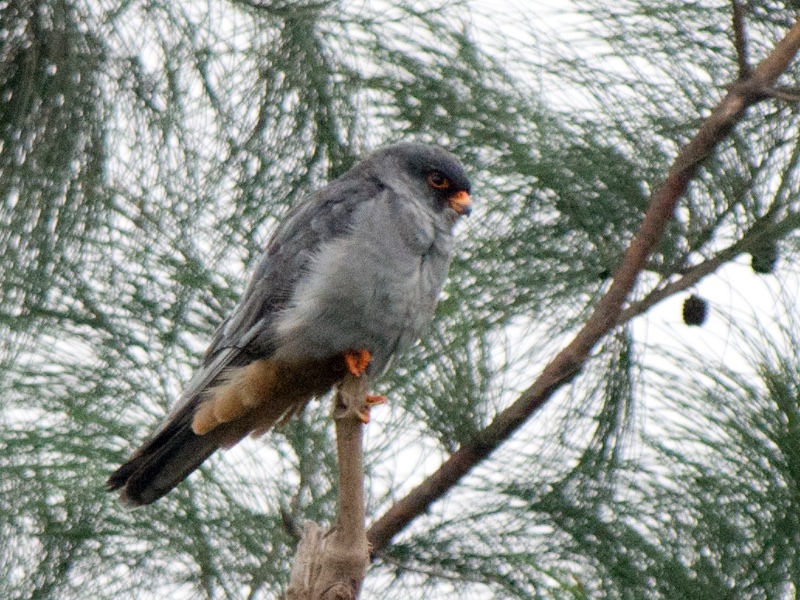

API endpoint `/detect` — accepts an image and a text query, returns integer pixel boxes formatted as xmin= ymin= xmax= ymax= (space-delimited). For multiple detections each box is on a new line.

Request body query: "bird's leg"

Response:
xmin=341 ymin=349 xmax=387 ymax=423
xmin=192 ymin=359 xmax=279 ymax=435
xmin=343 ymin=349 xmax=371 ymax=377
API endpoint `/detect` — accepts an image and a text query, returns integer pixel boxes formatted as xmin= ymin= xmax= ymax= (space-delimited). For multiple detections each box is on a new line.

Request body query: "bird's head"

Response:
xmin=365 ymin=142 xmax=472 ymax=220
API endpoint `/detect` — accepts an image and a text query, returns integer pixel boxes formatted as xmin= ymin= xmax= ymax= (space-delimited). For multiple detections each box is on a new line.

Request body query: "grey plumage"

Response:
xmin=107 ymin=142 xmax=471 ymax=506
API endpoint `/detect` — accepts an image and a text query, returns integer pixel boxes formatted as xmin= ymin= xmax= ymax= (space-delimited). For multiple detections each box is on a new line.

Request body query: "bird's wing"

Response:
xmin=108 ymin=173 xmax=385 ymax=506
xmin=153 ymin=172 xmax=382 ymax=433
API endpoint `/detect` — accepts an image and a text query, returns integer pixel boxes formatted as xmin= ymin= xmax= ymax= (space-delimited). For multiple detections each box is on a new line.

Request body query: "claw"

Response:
xmin=366 ymin=394 xmax=387 ymax=406
xmin=355 ymin=395 xmax=388 ymax=424
xmin=344 ymin=349 xmax=372 ymax=377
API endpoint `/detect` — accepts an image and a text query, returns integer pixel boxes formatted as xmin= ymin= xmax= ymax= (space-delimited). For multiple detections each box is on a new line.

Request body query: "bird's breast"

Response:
xmin=272 ymin=202 xmax=453 ymax=374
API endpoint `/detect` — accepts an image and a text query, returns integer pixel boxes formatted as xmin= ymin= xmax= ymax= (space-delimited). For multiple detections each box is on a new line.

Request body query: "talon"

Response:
xmin=366 ymin=394 xmax=387 ymax=406
xmin=344 ymin=349 xmax=372 ymax=377
xmin=355 ymin=395 xmax=387 ymax=424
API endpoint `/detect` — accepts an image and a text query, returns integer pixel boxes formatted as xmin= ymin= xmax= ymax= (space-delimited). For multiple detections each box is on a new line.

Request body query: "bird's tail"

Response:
xmin=107 ymin=355 xmax=345 ymax=507
xmin=106 ymin=404 xmax=247 ymax=508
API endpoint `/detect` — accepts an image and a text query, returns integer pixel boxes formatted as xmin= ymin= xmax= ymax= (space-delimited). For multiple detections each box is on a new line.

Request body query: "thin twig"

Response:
xmin=367 ymin=17 xmax=800 ymax=555
xmin=768 ymin=86 xmax=800 ymax=102
xmin=731 ymin=0 xmax=751 ymax=77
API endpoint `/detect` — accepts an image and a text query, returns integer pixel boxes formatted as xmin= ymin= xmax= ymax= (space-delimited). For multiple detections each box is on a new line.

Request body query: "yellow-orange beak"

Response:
xmin=448 ymin=190 xmax=472 ymax=216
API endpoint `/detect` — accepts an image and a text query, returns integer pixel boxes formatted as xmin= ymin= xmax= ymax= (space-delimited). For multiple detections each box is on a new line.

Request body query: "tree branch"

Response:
xmin=286 ymin=374 xmax=371 ymax=600
xmin=367 ymin=17 xmax=800 ymax=555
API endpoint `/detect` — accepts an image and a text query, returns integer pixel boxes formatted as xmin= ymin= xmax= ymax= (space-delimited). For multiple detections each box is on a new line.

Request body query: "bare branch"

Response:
xmin=367 ymin=18 xmax=800 ymax=555
xmin=286 ymin=375 xmax=371 ymax=600
xmin=731 ymin=0 xmax=751 ymax=78
xmin=767 ymin=86 xmax=800 ymax=102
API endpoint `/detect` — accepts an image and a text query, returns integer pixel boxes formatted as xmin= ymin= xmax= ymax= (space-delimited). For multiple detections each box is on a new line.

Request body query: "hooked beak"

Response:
xmin=448 ymin=190 xmax=472 ymax=216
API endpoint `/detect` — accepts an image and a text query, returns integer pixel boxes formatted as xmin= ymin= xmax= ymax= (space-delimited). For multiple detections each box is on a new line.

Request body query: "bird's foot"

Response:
xmin=344 ymin=349 xmax=372 ymax=377
xmin=334 ymin=364 xmax=387 ymax=424
xmin=354 ymin=394 xmax=387 ymax=424
xmin=341 ymin=350 xmax=386 ymax=422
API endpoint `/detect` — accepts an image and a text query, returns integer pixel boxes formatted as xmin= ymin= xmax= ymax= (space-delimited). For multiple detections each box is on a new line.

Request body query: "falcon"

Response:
xmin=107 ymin=142 xmax=472 ymax=507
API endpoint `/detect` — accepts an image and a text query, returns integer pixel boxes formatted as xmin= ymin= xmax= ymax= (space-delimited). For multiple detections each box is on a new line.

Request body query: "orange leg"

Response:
xmin=342 ymin=349 xmax=388 ymax=423
xmin=344 ymin=349 xmax=372 ymax=377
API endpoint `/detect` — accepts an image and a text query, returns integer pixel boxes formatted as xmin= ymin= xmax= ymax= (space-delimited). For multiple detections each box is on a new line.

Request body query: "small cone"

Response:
xmin=683 ymin=294 xmax=708 ymax=327
xmin=750 ymin=242 xmax=778 ymax=274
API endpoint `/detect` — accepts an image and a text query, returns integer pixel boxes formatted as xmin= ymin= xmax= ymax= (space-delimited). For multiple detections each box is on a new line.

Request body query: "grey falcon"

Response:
xmin=107 ymin=141 xmax=472 ymax=507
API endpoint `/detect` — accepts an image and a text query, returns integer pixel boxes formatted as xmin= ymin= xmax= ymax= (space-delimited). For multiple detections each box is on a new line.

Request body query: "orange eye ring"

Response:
xmin=427 ymin=172 xmax=450 ymax=190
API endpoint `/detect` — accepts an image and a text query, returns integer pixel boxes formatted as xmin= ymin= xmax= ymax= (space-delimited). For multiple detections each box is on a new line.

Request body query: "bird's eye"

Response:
xmin=427 ymin=172 xmax=450 ymax=190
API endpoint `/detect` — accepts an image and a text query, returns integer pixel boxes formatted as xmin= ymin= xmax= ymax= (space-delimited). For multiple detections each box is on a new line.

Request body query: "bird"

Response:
xmin=107 ymin=142 xmax=472 ymax=507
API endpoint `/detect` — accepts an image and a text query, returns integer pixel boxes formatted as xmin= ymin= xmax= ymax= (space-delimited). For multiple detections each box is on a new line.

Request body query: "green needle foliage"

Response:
xmin=2 ymin=0 xmax=800 ymax=598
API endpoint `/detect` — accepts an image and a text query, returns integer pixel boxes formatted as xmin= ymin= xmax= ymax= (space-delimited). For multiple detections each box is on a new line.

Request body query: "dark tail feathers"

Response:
xmin=107 ymin=410 xmax=239 ymax=508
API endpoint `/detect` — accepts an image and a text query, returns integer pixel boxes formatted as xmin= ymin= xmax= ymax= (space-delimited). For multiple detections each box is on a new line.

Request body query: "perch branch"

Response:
xmin=286 ymin=374 xmax=371 ymax=600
